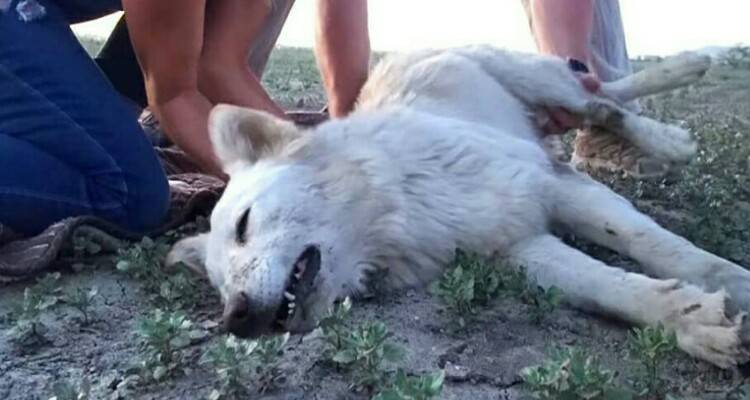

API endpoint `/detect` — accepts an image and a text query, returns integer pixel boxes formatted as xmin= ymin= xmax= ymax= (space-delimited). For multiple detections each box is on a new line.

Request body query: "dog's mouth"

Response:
xmin=274 ymin=245 xmax=321 ymax=330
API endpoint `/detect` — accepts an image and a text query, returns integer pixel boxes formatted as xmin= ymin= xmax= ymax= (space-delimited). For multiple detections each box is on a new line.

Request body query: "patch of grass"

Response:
xmin=7 ymin=272 xmax=62 ymax=341
xmin=201 ymin=333 xmax=290 ymax=399
xmin=319 ymin=297 xmax=354 ymax=360
xmin=521 ymin=346 xmax=635 ymax=400
xmin=505 ymin=268 xmax=563 ymax=325
xmin=373 ymin=370 xmax=445 ymax=400
xmin=430 ymin=251 xmax=504 ymax=328
xmin=722 ymin=46 xmax=750 ymax=69
xmin=70 ymin=233 xmax=105 ymax=257
xmin=116 ymin=237 xmax=200 ymax=310
xmin=432 ymin=251 xmax=562 ymax=327
xmin=134 ymin=309 xmax=199 ymax=382
xmin=262 ymin=47 xmax=326 ymax=110
xmin=48 ymin=377 xmax=91 ymax=400
xmin=628 ymin=325 xmax=678 ymax=398
xmin=201 ymin=336 xmax=258 ymax=399
xmin=319 ymin=299 xmax=405 ymax=390
xmin=318 ymin=298 xmax=443 ymax=395
xmin=252 ymin=333 xmax=291 ymax=394
xmin=329 ymin=321 xmax=405 ymax=390
xmin=61 ymin=286 xmax=99 ymax=326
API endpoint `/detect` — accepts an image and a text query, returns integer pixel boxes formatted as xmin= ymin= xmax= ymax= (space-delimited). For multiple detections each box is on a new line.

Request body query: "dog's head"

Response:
xmin=167 ymin=105 xmax=375 ymax=337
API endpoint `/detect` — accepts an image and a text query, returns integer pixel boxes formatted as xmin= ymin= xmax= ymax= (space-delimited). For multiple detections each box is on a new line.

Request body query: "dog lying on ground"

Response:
xmin=168 ymin=46 xmax=750 ymax=369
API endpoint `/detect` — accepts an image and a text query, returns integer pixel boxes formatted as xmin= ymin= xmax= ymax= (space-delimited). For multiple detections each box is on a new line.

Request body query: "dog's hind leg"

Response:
xmin=577 ymin=99 xmax=697 ymax=164
xmin=452 ymin=46 xmax=699 ymax=163
xmin=508 ymin=234 xmax=747 ymax=368
xmin=599 ymin=52 xmax=712 ymax=103
xmin=548 ymin=170 xmax=750 ymax=328
xmin=453 ymin=46 xmax=711 ymax=105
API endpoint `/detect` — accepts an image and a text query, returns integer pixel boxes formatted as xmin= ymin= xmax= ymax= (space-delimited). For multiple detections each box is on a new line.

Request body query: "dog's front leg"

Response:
xmin=508 ymin=234 xmax=747 ymax=368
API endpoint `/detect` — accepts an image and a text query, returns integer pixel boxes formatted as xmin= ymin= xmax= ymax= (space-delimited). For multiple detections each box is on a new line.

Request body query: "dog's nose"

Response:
xmin=223 ymin=292 xmax=251 ymax=336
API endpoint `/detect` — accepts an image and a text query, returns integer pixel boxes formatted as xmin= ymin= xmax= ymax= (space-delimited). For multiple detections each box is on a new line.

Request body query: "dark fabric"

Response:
xmin=0 ymin=173 xmax=225 ymax=280
xmin=0 ymin=0 xmax=169 ymax=237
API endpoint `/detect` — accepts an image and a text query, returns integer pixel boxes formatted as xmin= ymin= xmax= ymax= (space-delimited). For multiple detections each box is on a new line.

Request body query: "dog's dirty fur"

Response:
xmin=169 ymin=46 xmax=750 ymax=368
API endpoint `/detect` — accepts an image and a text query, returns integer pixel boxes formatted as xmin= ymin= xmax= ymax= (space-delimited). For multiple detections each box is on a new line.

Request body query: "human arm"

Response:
xmin=314 ymin=0 xmax=370 ymax=118
xmin=526 ymin=0 xmax=601 ymax=134
xmin=122 ymin=0 xmax=223 ymax=175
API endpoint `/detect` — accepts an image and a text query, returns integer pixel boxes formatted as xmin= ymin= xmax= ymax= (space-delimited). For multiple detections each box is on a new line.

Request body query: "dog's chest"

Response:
xmin=365 ymin=113 xmax=551 ymax=254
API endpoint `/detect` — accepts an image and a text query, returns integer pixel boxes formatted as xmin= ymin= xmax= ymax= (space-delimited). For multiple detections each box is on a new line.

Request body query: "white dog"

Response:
xmin=168 ymin=46 xmax=750 ymax=369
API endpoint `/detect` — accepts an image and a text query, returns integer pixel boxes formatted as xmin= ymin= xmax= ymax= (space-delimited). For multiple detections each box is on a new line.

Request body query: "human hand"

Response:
xmin=537 ymin=60 xmax=601 ymax=135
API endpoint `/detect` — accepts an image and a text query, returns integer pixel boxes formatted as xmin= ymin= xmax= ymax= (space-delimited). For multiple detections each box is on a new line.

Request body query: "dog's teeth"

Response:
xmin=294 ymin=271 xmax=303 ymax=280
xmin=287 ymin=308 xmax=294 ymax=316
xmin=289 ymin=302 xmax=296 ymax=309
xmin=284 ymin=291 xmax=295 ymax=301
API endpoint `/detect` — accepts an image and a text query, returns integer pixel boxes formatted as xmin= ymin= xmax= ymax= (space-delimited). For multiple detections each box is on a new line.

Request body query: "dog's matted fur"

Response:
xmin=168 ymin=46 xmax=750 ymax=368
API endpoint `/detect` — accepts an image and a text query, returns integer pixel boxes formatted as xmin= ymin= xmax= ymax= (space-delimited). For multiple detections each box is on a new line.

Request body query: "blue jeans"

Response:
xmin=0 ymin=0 xmax=169 ymax=236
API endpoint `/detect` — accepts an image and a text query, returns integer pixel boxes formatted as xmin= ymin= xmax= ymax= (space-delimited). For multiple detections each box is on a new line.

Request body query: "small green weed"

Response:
xmin=135 ymin=309 xmax=198 ymax=382
xmin=201 ymin=333 xmax=290 ymax=399
xmin=201 ymin=336 xmax=258 ymax=399
xmin=505 ymin=268 xmax=563 ymax=325
xmin=628 ymin=325 xmax=678 ymax=398
xmin=430 ymin=251 xmax=503 ymax=327
xmin=116 ymin=237 xmax=199 ymax=309
xmin=61 ymin=286 xmax=99 ymax=326
xmin=373 ymin=370 xmax=445 ymax=400
xmin=48 ymin=377 xmax=91 ymax=400
xmin=8 ymin=273 xmax=62 ymax=341
xmin=432 ymin=251 xmax=562 ymax=327
xmin=67 ymin=226 xmax=126 ymax=268
xmin=253 ymin=333 xmax=291 ymax=393
xmin=318 ymin=298 xmax=439 ymax=395
xmin=319 ymin=297 xmax=354 ymax=360
xmin=521 ymin=346 xmax=634 ymax=400
xmin=71 ymin=234 xmax=104 ymax=257
xmin=327 ymin=320 xmax=405 ymax=390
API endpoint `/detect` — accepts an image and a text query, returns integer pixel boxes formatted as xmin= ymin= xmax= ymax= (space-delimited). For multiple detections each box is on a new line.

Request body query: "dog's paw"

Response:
xmin=676 ymin=313 xmax=747 ymax=369
xmin=670 ymin=289 xmax=749 ymax=369
xmin=659 ymin=52 xmax=712 ymax=89
xmin=626 ymin=117 xmax=697 ymax=164
xmin=659 ymin=124 xmax=697 ymax=164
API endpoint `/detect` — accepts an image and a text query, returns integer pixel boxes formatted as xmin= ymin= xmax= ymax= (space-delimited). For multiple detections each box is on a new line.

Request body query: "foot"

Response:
xmin=660 ymin=281 xmax=749 ymax=368
xmin=572 ymin=126 xmax=673 ymax=179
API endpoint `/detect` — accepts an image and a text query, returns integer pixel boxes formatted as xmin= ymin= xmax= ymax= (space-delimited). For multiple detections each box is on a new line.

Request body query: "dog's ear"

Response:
xmin=209 ymin=104 xmax=301 ymax=174
xmin=166 ymin=233 xmax=209 ymax=277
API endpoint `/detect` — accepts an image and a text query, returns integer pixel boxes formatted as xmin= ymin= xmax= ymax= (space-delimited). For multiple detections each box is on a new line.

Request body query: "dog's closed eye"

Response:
xmin=235 ymin=208 xmax=251 ymax=244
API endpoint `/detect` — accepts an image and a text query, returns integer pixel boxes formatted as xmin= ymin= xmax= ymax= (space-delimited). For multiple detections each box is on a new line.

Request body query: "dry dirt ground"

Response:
xmin=1 ymin=45 xmax=749 ymax=400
